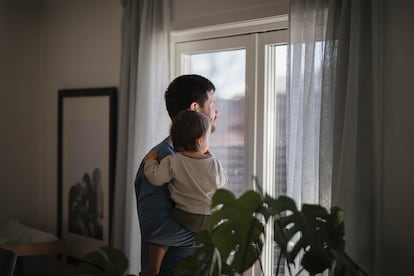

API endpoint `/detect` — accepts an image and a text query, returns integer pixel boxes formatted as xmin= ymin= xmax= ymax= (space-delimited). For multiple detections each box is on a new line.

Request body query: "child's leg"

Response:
xmin=140 ymin=243 xmax=167 ymax=276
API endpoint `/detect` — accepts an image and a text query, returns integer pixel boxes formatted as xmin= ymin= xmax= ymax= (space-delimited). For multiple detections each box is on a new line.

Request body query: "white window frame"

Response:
xmin=174 ymin=33 xmax=256 ymax=191
xmin=171 ymin=16 xmax=288 ymax=276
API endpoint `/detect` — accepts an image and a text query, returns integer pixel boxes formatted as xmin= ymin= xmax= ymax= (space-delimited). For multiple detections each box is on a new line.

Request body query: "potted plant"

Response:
xmin=175 ymin=189 xmax=368 ymax=276
xmin=76 ymin=189 xmax=367 ymax=276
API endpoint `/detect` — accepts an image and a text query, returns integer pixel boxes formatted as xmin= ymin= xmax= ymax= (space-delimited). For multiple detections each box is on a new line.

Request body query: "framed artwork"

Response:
xmin=57 ymin=87 xmax=117 ymax=259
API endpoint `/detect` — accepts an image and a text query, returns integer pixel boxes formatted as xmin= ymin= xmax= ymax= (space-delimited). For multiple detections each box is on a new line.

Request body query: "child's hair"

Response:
xmin=170 ymin=109 xmax=211 ymax=152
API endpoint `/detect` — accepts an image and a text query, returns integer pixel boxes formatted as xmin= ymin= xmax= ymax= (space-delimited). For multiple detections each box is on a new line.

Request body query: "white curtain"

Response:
xmin=287 ymin=0 xmax=383 ymax=274
xmin=287 ymin=0 xmax=330 ymax=208
xmin=112 ymin=0 xmax=171 ymax=274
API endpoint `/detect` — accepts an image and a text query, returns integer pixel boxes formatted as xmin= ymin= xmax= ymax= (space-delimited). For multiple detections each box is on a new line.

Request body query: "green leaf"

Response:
xmin=175 ymin=230 xmax=223 ymax=276
xmin=77 ymin=250 xmax=108 ymax=275
xmin=211 ymin=189 xmax=236 ymax=208
xmin=265 ymin=196 xmax=295 ymax=219
xmin=76 ymin=246 xmax=131 ymax=276
xmin=176 ymin=189 xmax=367 ymax=276
xmin=176 ymin=189 xmax=266 ymax=275
xmin=210 ymin=190 xmax=265 ymax=273
xmin=77 ymin=261 xmax=105 ymax=275
xmin=100 ymin=246 xmax=129 ymax=275
xmin=272 ymin=201 xmax=365 ymax=275
xmin=301 ymin=242 xmax=333 ymax=274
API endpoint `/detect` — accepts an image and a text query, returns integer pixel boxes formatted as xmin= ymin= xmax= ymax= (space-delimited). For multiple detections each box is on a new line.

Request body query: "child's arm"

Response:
xmin=140 ymin=244 xmax=167 ymax=276
xmin=144 ymin=153 xmax=174 ymax=186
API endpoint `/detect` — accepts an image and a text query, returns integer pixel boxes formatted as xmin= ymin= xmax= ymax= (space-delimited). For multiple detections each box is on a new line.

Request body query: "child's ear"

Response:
xmin=196 ymin=138 xmax=202 ymax=146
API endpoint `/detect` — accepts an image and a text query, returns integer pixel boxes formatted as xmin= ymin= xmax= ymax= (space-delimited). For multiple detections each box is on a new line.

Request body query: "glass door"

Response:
xmin=174 ymin=29 xmax=288 ymax=275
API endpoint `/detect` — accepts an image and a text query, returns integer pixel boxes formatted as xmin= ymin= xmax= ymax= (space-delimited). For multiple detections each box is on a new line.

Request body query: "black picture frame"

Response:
xmin=57 ymin=87 xmax=116 ymax=259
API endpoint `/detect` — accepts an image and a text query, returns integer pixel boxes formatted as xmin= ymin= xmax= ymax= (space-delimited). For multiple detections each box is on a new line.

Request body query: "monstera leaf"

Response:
xmin=210 ymin=189 xmax=266 ymax=273
xmin=267 ymin=196 xmax=368 ymax=276
xmin=76 ymin=246 xmax=134 ymax=276
xmin=175 ymin=189 xmax=267 ymax=276
xmin=175 ymin=230 xmax=225 ymax=276
xmin=176 ymin=189 xmax=367 ymax=276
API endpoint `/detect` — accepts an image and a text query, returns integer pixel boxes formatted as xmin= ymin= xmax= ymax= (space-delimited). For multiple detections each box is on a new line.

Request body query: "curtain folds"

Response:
xmin=287 ymin=0 xmax=330 ymax=208
xmin=112 ymin=0 xmax=171 ymax=274
xmin=287 ymin=0 xmax=383 ymax=274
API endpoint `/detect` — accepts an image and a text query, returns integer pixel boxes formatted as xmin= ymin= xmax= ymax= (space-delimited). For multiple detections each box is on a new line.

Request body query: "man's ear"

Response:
xmin=189 ymin=102 xmax=200 ymax=111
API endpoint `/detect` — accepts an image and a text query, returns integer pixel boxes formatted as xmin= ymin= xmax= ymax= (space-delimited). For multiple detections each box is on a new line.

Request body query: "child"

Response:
xmin=140 ymin=109 xmax=227 ymax=276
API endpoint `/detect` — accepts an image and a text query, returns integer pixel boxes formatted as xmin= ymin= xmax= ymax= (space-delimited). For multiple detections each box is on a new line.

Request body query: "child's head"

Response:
xmin=170 ymin=109 xmax=211 ymax=153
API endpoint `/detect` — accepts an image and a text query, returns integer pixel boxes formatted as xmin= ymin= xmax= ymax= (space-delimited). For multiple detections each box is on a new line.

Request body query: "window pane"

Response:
xmin=270 ymin=44 xmax=287 ymax=198
xmin=189 ymin=49 xmax=247 ymax=195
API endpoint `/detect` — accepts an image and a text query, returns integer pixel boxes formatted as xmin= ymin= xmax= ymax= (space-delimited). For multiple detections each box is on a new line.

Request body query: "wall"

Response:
xmin=39 ymin=0 xmax=122 ymax=234
xmin=0 ymin=1 xmax=43 ymax=228
xmin=382 ymin=0 xmax=414 ymax=274
xmin=171 ymin=0 xmax=288 ymax=30
xmin=0 ymin=0 xmax=122 ymax=236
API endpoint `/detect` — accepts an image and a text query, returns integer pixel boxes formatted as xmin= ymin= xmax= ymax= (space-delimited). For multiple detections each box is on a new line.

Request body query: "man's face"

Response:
xmin=199 ymin=90 xmax=218 ymax=132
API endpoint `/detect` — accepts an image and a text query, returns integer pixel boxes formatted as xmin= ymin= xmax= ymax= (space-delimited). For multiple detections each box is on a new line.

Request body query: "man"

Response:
xmin=134 ymin=74 xmax=218 ymax=275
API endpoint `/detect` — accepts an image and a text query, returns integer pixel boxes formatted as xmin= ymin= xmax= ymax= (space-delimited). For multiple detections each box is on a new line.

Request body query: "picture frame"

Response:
xmin=57 ymin=87 xmax=117 ymax=259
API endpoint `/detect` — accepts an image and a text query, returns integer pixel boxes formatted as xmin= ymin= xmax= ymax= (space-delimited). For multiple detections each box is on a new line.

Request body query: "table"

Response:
xmin=0 ymin=240 xmax=66 ymax=275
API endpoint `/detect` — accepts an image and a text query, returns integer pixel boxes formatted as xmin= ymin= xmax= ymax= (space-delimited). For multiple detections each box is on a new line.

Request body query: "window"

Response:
xmin=172 ymin=19 xmax=287 ymax=275
xmin=175 ymin=35 xmax=253 ymax=196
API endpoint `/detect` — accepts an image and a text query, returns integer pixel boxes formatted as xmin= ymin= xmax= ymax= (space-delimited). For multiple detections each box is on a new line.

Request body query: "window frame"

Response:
xmin=171 ymin=16 xmax=288 ymax=275
xmin=174 ymin=33 xmax=256 ymax=191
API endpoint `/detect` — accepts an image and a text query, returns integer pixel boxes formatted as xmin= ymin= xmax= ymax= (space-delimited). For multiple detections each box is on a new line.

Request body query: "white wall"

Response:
xmin=0 ymin=0 xmax=122 ymax=234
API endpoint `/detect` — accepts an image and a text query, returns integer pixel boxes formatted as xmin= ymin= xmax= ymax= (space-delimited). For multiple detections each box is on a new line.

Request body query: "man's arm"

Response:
xmin=140 ymin=243 xmax=167 ymax=276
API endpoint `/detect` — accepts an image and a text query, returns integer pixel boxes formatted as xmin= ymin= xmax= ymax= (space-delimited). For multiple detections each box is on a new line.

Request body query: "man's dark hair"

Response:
xmin=170 ymin=110 xmax=210 ymax=152
xmin=165 ymin=74 xmax=215 ymax=119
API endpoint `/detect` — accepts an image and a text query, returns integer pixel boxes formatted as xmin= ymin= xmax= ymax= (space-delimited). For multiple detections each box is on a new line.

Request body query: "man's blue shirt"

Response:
xmin=134 ymin=137 xmax=196 ymax=274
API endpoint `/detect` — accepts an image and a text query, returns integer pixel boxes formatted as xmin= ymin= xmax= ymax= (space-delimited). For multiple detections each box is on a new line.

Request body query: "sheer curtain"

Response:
xmin=287 ymin=0 xmax=383 ymax=274
xmin=287 ymin=0 xmax=329 ymax=208
xmin=112 ymin=0 xmax=171 ymax=274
